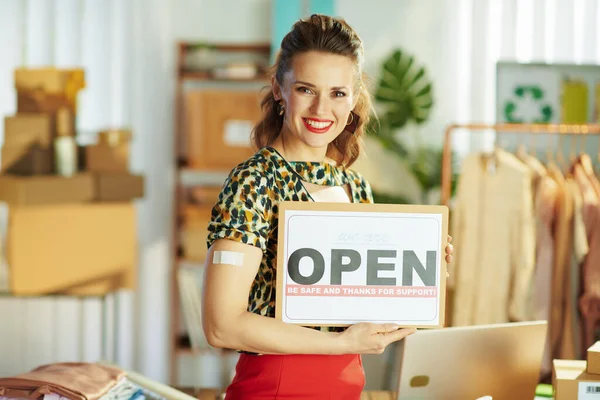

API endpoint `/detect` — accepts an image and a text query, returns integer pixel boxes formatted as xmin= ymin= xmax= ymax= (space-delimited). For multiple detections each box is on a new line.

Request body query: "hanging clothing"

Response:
xmin=547 ymin=163 xmax=574 ymax=361
xmin=531 ymin=174 xmax=558 ymax=375
xmin=566 ymin=177 xmax=588 ymax=359
xmin=449 ymin=148 xmax=536 ymax=326
xmin=573 ymin=161 xmax=600 ymax=352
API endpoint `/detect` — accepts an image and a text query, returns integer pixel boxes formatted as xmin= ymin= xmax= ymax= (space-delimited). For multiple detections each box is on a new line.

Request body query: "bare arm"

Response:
xmin=201 ymin=239 xmax=414 ymax=355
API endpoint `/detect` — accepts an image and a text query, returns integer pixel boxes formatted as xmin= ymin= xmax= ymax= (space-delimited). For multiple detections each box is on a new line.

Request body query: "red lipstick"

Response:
xmin=302 ymin=118 xmax=333 ymax=134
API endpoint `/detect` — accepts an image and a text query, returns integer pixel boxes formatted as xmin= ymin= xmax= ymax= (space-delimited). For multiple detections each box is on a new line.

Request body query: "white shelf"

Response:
xmin=179 ymin=169 xmax=229 ymax=187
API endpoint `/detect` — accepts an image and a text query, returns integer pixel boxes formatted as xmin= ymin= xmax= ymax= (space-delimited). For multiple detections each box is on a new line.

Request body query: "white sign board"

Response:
xmin=276 ymin=202 xmax=448 ymax=328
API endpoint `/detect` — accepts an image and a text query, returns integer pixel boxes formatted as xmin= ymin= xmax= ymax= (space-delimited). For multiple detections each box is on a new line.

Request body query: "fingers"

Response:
xmin=445 ymin=243 xmax=454 ymax=255
xmin=445 ymin=254 xmax=453 ymax=263
xmin=383 ymin=328 xmax=417 ymax=345
xmin=376 ymin=323 xmax=401 ymax=334
xmin=447 ymin=235 xmax=452 ymax=243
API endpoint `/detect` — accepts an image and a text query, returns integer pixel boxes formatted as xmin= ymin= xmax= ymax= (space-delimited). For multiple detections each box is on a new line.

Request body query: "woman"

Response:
xmin=202 ymin=14 xmax=454 ymax=399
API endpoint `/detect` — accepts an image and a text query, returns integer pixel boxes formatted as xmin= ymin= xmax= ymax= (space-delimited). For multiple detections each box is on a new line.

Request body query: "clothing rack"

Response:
xmin=441 ymin=123 xmax=600 ymax=206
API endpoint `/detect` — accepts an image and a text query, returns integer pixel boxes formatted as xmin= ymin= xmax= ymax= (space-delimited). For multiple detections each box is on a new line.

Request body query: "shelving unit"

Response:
xmin=170 ymin=41 xmax=271 ymax=388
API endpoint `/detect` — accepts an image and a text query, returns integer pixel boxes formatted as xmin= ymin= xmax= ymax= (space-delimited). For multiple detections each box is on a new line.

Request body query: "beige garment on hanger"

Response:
xmin=547 ymin=162 xmax=574 ymax=361
xmin=573 ymin=162 xmax=600 ymax=352
xmin=449 ymin=149 xmax=535 ymax=326
xmin=566 ymin=177 xmax=590 ymax=359
xmin=560 ymin=177 xmax=589 ymax=360
xmin=531 ymin=174 xmax=558 ymax=375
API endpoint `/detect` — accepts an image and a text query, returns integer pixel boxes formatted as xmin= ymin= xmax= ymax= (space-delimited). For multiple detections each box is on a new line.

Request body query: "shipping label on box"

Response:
xmin=553 ymin=359 xmax=600 ymax=400
xmin=184 ymin=90 xmax=259 ymax=170
xmin=579 ymin=381 xmax=600 ymax=399
xmin=276 ymin=202 xmax=449 ymax=328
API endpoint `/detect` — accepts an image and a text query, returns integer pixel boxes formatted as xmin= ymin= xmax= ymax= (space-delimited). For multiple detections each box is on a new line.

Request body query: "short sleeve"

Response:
xmin=206 ymin=168 xmax=272 ymax=252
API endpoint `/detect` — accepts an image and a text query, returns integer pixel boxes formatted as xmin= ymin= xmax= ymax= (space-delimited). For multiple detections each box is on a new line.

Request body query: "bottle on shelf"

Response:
xmin=54 ymin=107 xmax=78 ymax=177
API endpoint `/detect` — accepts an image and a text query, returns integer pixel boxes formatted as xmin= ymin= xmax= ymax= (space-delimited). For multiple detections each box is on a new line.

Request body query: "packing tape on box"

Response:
xmin=213 ymin=250 xmax=244 ymax=267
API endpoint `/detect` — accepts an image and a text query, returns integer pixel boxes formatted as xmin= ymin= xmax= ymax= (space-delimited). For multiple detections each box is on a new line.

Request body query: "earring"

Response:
xmin=346 ymin=112 xmax=354 ymax=126
xmin=345 ymin=111 xmax=360 ymax=134
xmin=277 ymin=102 xmax=285 ymax=116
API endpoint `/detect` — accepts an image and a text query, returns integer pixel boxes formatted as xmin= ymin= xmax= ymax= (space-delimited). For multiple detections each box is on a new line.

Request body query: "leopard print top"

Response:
xmin=207 ymin=146 xmax=374 ymax=332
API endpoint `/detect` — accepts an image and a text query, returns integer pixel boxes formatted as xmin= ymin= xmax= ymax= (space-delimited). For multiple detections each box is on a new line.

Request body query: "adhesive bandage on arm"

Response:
xmin=212 ymin=250 xmax=245 ymax=267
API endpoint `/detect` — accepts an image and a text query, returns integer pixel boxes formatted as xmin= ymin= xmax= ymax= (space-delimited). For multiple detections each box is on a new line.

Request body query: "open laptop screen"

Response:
xmin=395 ymin=321 xmax=547 ymax=400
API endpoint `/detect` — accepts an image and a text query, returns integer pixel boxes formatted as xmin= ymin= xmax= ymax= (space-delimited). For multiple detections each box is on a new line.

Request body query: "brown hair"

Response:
xmin=251 ymin=14 xmax=373 ymax=168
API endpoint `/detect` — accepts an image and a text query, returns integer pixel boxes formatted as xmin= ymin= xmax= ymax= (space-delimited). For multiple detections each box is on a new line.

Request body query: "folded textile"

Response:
xmin=98 ymin=378 xmax=138 ymax=400
xmin=43 ymin=393 xmax=71 ymax=400
xmin=127 ymin=389 xmax=144 ymax=400
xmin=0 ymin=363 xmax=125 ymax=400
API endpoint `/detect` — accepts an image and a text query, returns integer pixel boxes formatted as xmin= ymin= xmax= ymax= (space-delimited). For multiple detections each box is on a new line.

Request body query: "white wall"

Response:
xmin=172 ymin=0 xmax=271 ymax=43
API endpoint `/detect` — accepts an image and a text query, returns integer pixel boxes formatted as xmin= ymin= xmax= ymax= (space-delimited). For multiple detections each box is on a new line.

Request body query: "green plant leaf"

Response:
xmin=372 ymin=190 xmax=413 ymax=205
xmin=374 ymin=49 xmax=434 ymax=131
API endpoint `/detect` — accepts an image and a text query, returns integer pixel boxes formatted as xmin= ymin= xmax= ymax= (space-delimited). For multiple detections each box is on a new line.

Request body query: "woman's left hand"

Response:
xmin=445 ymin=235 xmax=454 ymax=264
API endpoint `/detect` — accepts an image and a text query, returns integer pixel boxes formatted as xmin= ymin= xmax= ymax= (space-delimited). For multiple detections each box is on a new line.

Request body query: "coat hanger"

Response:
xmin=516 ymin=130 xmax=527 ymax=158
xmin=578 ymin=126 xmax=595 ymax=177
xmin=545 ymin=129 xmax=555 ymax=166
xmin=530 ymin=127 xmax=538 ymax=157
xmin=569 ymin=127 xmax=577 ymax=165
xmin=556 ymin=127 xmax=568 ymax=172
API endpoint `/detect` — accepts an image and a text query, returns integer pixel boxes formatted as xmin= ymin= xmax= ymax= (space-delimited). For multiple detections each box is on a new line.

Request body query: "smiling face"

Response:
xmin=273 ymin=51 xmax=357 ymax=160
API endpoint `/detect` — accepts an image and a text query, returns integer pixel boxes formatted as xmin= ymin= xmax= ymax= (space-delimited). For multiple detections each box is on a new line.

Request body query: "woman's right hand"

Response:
xmin=338 ymin=323 xmax=417 ymax=354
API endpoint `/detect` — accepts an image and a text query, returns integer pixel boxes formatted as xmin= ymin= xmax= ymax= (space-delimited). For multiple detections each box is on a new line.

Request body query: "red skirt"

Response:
xmin=225 ymin=353 xmax=365 ymax=399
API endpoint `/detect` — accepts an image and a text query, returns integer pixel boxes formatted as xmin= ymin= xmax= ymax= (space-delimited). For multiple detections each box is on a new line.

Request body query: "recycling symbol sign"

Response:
xmin=503 ymin=85 xmax=554 ymax=123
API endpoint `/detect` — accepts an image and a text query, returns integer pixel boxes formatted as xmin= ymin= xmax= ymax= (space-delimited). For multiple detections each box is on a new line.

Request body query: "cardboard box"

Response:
xmin=181 ymin=204 xmax=213 ymax=262
xmin=98 ymin=129 xmax=132 ymax=146
xmin=4 ymin=114 xmax=54 ymax=148
xmin=0 ymin=174 xmax=95 ymax=206
xmin=588 ymin=342 xmax=600 ymax=375
xmin=184 ymin=90 xmax=259 ymax=170
xmin=86 ymin=143 xmax=129 ymax=172
xmin=553 ymin=359 xmax=600 ymax=399
xmin=58 ymin=269 xmax=135 ymax=296
xmin=1 ymin=145 xmax=52 ymax=175
xmin=14 ymin=68 xmax=85 ymax=94
xmin=94 ymin=173 xmax=144 ymax=201
xmin=17 ymin=90 xmax=74 ymax=114
xmin=7 ymin=203 xmax=136 ymax=295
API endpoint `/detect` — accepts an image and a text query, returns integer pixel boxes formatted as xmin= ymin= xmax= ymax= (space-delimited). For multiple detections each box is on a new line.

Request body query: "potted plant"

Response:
xmin=367 ymin=49 xmax=457 ymax=204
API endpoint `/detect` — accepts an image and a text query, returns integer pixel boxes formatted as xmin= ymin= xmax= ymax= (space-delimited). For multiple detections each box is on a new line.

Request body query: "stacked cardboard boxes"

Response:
xmin=0 ymin=68 xmax=145 ymax=296
xmin=553 ymin=342 xmax=600 ymax=398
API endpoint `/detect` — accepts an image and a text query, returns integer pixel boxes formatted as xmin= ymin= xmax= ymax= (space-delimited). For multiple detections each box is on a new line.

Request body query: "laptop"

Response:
xmin=394 ymin=321 xmax=548 ymax=400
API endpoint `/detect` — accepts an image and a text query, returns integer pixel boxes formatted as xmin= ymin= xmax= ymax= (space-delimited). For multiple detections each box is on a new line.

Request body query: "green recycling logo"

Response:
xmin=504 ymin=85 xmax=553 ymax=123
